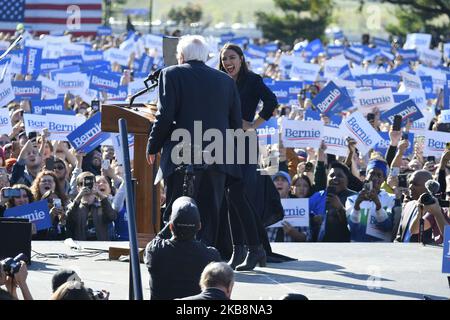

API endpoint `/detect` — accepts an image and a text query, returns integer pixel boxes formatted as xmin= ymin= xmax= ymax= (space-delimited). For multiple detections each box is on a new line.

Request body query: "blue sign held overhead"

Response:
xmin=67 ymin=112 xmax=111 ymax=154
xmin=327 ymin=45 xmax=345 ymax=57
xmin=380 ymin=99 xmax=424 ymax=126
xmin=31 ymin=98 xmax=64 ymax=114
xmin=256 ymin=118 xmax=278 ymax=145
xmin=344 ymin=47 xmax=365 ymax=64
xmin=265 ymin=80 xmax=303 ymax=105
xmin=40 ymin=59 xmax=60 ymax=74
xmin=359 ymin=74 xmax=401 ymax=90
xmin=89 ymin=71 xmax=121 ymax=94
xmin=396 ymin=49 xmax=418 ymax=62
xmin=374 ymin=131 xmax=414 ymax=156
xmin=312 ymin=81 xmax=353 ymax=116
xmin=21 ymin=46 xmax=42 ymax=79
xmin=97 ymin=25 xmax=112 ymax=36
xmin=58 ymin=55 xmax=83 ymax=68
xmin=4 ymin=200 xmax=51 ymax=231
xmin=12 ymin=80 xmax=42 ymax=99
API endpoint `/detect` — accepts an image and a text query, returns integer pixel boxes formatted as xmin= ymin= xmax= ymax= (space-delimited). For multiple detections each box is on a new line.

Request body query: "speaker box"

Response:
xmin=0 ymin=218 xmax=32 ymax=264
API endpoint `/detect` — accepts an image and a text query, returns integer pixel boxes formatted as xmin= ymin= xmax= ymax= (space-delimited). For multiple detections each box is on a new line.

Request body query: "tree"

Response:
xmin=167 ymin=2 xmax=203 ymax=26
xmin=362 ymin=0 xmax=450 ymax=42
xmin=255 ymin=0 xmax=333 ymax=45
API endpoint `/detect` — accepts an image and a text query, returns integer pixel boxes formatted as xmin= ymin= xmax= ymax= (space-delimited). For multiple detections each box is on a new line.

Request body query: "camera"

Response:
xmin=2 ymin=188 xmax=21 ymax=198
xmin=1 ymin=253 xmax=26 ymax=276
xmin=91 ymin=100 xmax=100 ymax=112
xmin=102 ymin=159 xmax=110 ymax=170
xmin=363 ymin=181 xmax=373 ymax=192
xmin=304 ymin=162 xmax=314 ymax=172
xmin=326 ymin=186 xmax=336 ymax=195
xmin=87 ymin=288 xmax=108 ymax=300
xmin=83 ymin=176 xmax=95 ymax=190
xmin=398 ymin=174 xmax=408 ymax=188
xmin=53 ymin=198 xmax=62 ymax=209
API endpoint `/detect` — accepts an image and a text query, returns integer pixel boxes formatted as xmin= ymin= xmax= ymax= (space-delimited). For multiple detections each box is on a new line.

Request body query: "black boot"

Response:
xmin=235 ymin=245 xmax=266 ymax=271
xmin=227 ymin=245 xmax=247 ymax=270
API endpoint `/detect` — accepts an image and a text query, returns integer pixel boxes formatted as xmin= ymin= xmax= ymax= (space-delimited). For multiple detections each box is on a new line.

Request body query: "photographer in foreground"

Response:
xmin=0 ymin=256 xmax=33 ymax=300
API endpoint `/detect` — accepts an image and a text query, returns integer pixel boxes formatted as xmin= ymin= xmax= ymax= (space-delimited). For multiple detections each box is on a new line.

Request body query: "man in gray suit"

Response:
xmin=146 ymin=35 xmax=242 ymax=247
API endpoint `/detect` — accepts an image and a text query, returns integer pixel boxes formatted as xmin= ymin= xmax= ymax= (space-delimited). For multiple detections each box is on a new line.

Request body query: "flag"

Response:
xmin=0 ymin=0 xmax=102 ymax=37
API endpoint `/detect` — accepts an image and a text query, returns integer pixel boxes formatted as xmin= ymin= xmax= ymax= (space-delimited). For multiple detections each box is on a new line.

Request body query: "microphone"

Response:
xmin=145 ymin=68 xmax=162 ymax=83
xmin=64 ymin=238 xmax=82 ymax=251
xmin=425 ymin=180 xmax=440 ymax=195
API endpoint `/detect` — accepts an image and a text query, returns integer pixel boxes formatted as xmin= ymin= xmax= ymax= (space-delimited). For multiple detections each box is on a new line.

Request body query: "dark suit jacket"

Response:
xmin=395 ymin=200 xmax=432 ymax=243
xmin=147 ymin=60 xmax=242 ymax=179
xmin=178 ymin=287 xmax=230 ymax=300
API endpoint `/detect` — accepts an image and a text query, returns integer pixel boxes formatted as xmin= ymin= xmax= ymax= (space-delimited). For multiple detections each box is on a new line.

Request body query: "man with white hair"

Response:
xmin=146 ymin=35 xmax=242 ymax=247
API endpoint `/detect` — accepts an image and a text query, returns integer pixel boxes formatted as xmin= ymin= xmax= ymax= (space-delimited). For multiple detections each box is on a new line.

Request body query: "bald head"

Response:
xmin=409 ymin=170 xmax=433 ymax=200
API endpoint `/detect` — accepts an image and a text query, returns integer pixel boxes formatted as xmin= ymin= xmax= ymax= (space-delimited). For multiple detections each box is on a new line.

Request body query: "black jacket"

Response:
xmin=236 ymin=71 xmax=278 ymax=122
xmin=144 ymin=235 xmax=221 ymax=300
xmin=147 ymin=60 xmax=242 ymax=179
xmin=178 ymin=287 xmax=230 ymax=300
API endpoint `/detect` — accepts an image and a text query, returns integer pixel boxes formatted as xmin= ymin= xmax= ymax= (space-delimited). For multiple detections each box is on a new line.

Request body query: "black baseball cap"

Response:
xmin=51 ymin=269 xmax=81 ymax=292
xmin=169 ymin=196 xmax=201 ymax=231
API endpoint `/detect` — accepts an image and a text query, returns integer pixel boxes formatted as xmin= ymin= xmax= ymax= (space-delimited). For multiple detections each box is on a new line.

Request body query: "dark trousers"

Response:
xmin=164 ymin=168 xmax=226 ymax=247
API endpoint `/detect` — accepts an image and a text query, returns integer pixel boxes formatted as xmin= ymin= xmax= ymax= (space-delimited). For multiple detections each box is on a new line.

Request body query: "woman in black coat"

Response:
xmin=218 ymin=43 xmax=280 ymax=270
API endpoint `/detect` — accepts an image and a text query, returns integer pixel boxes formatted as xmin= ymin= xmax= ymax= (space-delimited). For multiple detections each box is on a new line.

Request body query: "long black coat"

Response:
xmin=147 ymin=60 xmax=242 ymax=180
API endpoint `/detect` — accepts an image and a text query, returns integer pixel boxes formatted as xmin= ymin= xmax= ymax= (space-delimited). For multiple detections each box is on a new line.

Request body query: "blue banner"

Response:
xmin=4 ymin=200 xmax=51 ymax=231
xmin=333 ymin=30 xmax=344 ymax=40
xmin=21 ymin=47 xmax=42 ymax=78
xmin=137 ymin=54 xmax=154 ymax=74
xmin=31 ymin=98 xmax=64 ymax=114
xmin=89 ymin=71 xmax=121 ymax=94
xmin=420 ymin=76 xmax=436 ymax=100
xmin=443 ymin=226 xmax=450 ymax=274
xmin=390 ymin=63 xmax=411 ymax=75
xmin=305 ymin=39 xmax=325 ymax=58
xmin=312 ymin=81 xmax=353 ymax=115
xmin=373 ymin=37 xmax=391 ymax=49
xmin=83 ymin=50 xmax=104 ymax=61
xmin=220 ymin=32 xmax=235 ymax=42
xmin=337 ymin=64 xmax=353 ymax=80
xmin=97 ymin=25 xmax=112 ymax=36
xmin=50 ymin=66 xmax=81 ymax=80
xmin=67 ymin=112 xmax=111 ymax=153
xmin=380 ymin=99 xmax=424 ymax=126
xmin=247 ymin=44 xmax=268 ymax=59
xmin=264 ymin=42 xmax=278 ymax=52
xmin=344 ymin=48 xmax=365 ymax=64
xmin=42 ymin=109 xmax=76 ymax=116
xmin=374 ymin=131 xmax=414 ymax=157
xmin=327 ymin=45 xmax=345 ymax=57
xmin=12 ymin=81 xmax=42 ymax=99
xmin=304 ymin=108 xmax=321 ymax=121
xmin=359 ymin=74 xmax=401 ymax=90
xmin=444 ymin=85 xmax=449 ymax=110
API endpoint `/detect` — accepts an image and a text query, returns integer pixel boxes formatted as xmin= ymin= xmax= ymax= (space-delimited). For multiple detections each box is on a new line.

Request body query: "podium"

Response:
xmin=101 ymin=103 xmax=160 ymax=246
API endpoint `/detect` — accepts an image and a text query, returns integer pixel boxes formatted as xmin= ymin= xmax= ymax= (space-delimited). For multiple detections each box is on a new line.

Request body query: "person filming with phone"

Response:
xmin=345 ymin=159 xmax=398 ymax=242
xmin=66 ymin=172 xmax=118 ymax=241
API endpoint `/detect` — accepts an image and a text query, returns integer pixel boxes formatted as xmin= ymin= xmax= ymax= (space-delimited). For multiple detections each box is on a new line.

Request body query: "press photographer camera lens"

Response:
xmin=304 ymin=162 xmax=314 ymax=172
xmin=1 ymin=253 xmax=26 ymax=276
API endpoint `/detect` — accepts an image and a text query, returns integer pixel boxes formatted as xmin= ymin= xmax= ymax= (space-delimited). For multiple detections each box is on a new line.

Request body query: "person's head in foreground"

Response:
xmin=169 ymin=196 xmax=201 ymax=241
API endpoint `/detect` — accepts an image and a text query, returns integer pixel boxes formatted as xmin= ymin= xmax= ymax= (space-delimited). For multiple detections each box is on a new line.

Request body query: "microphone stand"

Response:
xmin=128 ymin=76 xmax=159 ymax=108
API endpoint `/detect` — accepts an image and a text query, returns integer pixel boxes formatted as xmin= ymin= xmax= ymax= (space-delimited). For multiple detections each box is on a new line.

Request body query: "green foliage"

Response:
xmin=167 ymin=2 xmax=203 ymax=25
xmin=255 ymin=0 xmax=332 ymax=44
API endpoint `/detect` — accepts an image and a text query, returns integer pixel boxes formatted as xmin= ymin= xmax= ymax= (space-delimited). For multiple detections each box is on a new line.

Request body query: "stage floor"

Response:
xmin=25 ymin=241 xmax=449 ymax=300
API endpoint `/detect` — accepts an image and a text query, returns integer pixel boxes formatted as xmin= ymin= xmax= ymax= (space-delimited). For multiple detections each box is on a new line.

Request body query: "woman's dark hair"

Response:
xmin=219 ymin=43 xmax=249 ymax=81
xmin=7 ymin=184 xmax=34 ymax=208
xmin=291 ymin=174 xmax=313 ymax=197
xmin=330 ymin=161 xmax=351 ymax=177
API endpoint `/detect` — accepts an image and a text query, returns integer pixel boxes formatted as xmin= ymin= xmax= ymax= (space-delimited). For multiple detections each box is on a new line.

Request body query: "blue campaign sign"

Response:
xmin=67 ymin=112 xmax=111 ymax=154
xmin=374 ymin=131 xmax=414 ymax=157
xmin=390 ymin=63 xmax=411 ymax=75
xmin=443 ymin=226 xmax=450 ymax=274
xmin=327 ymin=45 xmax=344 ymax=57
xmin=256 ymin=117 xmax=278 ymax=145
xmin=83 ymin=50 xmax=104 ymax=62
xmin=4 ymin=200 xmax=51 ymax=231
xmin=89 ymin=71 xmax=121 ymax=94
xmin=396 ymin=49 xmax=418 ymax=62
xmin=107 ymin=85 xmax=128 ymax=101
xmin=80 ymin=60 xmax=110 ymax=73
xmin=312 ymin=81 xmax=353 ymax=115
xmin=40 ymin=59 xmax=60 ymax=73
xmin=224 ymin=37 xmax=249 ymax=47
xmin=247 ymin=44 xmax=268 ymax=59
xmin=97 ymin=25 xmax=112 ymax=36
xmin=337 ymin=64 xmax=353 ymax=80
xmin=333 ymin=30 xmax=344 ymax=40
xmin=220 ymin=32 xmax=235 ymax=42
xmin=420 ymin=76 xmax=436 ymax=100
xmin=344 ymin=47 xmax=365 ymax=64
xmin=42 ymin=109 xmax=76 ymax=116
xmin=305 ymin=39 xmax=324 ymax=58
xmin=266 ymin=80 xmax=302 ymax=104
xmin=264 ymin=42 xmax=278 ymax=52
xmin=359 ymin=74 xmax=401 ymax=90
xmin=137 ymin=54 xmax=154 ymax=74
xmin=393 ymin=94 xmax=409 ymax=104
xmin=327 ymin=114 xmax=343 ymax=128
xmin=50 ymin=66 xmax=81 ymax=80
xmin=31 ymin=98 xmax=64 ymax=114
xmin=380 ymin=99 xmax=424 ymax=126
xmin=12 ymin=80 xmax=42 ymax=99
xmin=373 ymin=37 xmax=390 ymax=49
xmin=304 ymin=108 xmax=321 ymax=121
xmin=21 ymin=46 xmax=42 ymax=78
xmin=58 ymin=55 xmax=83 ymax=68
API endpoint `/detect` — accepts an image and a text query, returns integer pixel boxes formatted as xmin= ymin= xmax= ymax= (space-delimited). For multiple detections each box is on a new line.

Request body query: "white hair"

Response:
xmin=176 ymin=35 xmax=210 ymax=63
